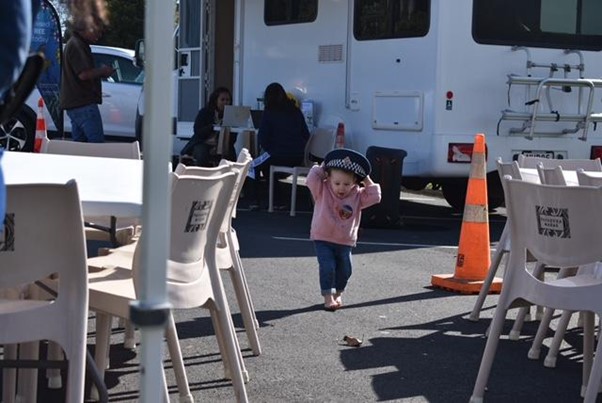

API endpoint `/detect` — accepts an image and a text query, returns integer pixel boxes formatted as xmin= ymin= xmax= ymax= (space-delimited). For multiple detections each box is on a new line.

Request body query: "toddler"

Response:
xmin=306 ymin=148 xmax=381 ymax=311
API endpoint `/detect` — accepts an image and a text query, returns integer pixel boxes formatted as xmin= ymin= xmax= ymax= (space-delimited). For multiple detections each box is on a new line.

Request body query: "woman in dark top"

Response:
xmin=180 ymin=86 xmax=233 ymax=167
xmin=250 ymin=82 xmax=311 ymax=209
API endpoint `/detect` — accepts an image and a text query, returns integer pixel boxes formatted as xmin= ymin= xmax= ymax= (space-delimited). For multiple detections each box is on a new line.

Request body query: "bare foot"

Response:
xmin=324 ymin=294 xmax=338 ymax=311
xmin=334 ymin=292 xmax=343 ymax=307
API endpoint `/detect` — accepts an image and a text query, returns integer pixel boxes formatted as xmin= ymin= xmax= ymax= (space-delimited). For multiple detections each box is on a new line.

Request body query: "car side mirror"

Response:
xmin=134 ymin=39 xmax=145 ymax=69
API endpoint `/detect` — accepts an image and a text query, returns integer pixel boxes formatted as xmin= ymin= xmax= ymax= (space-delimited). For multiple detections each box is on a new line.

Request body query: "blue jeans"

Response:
xmin=314 ymin=240 xmax=353 ymax=296
xmin=66 ymin=104 xmax=104 ymax=143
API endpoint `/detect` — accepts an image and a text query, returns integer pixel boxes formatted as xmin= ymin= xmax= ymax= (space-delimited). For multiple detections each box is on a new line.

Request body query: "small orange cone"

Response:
xmin=431 ymin=133 xmax=502 ymax=294
xmin=34 ymin=97 xmax=48 ymax=153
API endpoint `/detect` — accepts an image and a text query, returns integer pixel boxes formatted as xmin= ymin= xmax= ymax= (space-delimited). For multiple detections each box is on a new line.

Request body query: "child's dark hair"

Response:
xmin=325 ymin=166 xmax=361 ymax=183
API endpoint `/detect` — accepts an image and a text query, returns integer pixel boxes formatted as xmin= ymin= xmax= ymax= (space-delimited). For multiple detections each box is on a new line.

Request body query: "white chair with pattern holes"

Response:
xmin=268 ymin=126 xmax=336 ymax=216
xmin=0 ymin=181 xmax=88 ymax=403
xmin=86 ymin=171 xmax=249 ymax=403
xmin=176 ymin=149 xmax=261 ymax=355
xmin=470 ymin=178 xmax=602 ymax=403
xmin=41 ymin=139 xmax=142 ymax=246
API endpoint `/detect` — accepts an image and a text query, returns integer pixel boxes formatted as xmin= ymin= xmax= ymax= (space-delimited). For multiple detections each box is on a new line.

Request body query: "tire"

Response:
xmin=441 ymin=173 xmax=505 ymax=212
xmin=0 ymin=106 xmax=36 ymax=152
xmin=135 ymin=109 xmax=143 ymax=150
xmin=402 ymin=177 xmax=429 ymax=191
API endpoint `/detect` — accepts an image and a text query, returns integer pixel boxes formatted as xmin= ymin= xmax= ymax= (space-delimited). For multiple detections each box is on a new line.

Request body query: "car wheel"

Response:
xmin=0 ymin=106 xmax=36 ymax=152
xmin=135 ymin=109 xmax=143 ymax=150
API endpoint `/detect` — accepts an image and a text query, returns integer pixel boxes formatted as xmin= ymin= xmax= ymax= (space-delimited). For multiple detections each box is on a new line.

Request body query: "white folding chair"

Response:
xmin=470 ymin=178 xmax=602 ymax=403
xmin=41 ymin=139 xmax=142 ymax=246
xmin=268 ymin=126 xmax=336 ymax=216
xmin=0 ymin=182 xmax=88 ymax=403
xmin=85 ymin=171 xmax=249 ymax=402
xmin=176 ymin=149 xmax=261 ymax=355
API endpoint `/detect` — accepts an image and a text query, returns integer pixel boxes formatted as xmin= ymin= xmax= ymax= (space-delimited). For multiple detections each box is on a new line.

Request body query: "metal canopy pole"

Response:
xmin=131 ymin=1 xmax=175 ymax=401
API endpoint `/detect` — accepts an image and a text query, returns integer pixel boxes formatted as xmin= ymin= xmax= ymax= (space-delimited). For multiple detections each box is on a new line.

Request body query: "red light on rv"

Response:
xmin=446 ymin=91 xmax=454 ymax=99
xmin=448 ymin=143 xmax=473 ymax=163
xmin=590 ymin=146 xmax=602 ymax=160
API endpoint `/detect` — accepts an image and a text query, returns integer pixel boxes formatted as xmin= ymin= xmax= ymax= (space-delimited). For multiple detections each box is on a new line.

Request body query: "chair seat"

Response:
xmin=0 ymin=299 xmax=53 ymax=315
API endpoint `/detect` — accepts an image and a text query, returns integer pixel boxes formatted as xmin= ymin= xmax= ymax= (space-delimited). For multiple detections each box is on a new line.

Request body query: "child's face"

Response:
xmin=328 ymin=169 xmax=356 ymax=199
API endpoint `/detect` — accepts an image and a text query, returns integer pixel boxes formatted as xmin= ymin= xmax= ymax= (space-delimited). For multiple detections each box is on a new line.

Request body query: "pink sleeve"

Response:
xmin=359 ymin=183 xmax=381 ymax=209
xmin=306 ymin=165 xmax=325 ymax=199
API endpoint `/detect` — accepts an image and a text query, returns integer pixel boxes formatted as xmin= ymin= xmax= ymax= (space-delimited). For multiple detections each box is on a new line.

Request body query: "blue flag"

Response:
xmin=30 ymin=0 xmax=63 ymax=135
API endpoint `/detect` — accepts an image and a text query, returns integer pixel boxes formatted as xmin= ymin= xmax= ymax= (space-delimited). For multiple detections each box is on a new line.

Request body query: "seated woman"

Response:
xmin=249 ymin=82 xmax=311 ymax=208
xmin=180 ymin=86 xmax=235 ymax=167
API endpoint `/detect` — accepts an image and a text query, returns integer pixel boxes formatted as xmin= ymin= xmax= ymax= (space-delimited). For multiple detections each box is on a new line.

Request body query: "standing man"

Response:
xmin=60 ymin=12 xmax=113 ymax=143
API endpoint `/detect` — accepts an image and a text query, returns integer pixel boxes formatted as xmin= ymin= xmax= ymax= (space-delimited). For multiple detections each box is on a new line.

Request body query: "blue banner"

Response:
xmin=30 ymin=0 xmax=63 ymax=134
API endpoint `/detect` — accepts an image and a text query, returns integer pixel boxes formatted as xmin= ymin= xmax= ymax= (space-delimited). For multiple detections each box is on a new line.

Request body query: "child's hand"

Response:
xmin=362 ymin=175 xmax=374 ymax=186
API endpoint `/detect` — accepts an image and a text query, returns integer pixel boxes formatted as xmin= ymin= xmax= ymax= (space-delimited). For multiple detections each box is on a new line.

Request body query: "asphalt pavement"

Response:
xmin=8 ymin=188 xmax=590 ymax=402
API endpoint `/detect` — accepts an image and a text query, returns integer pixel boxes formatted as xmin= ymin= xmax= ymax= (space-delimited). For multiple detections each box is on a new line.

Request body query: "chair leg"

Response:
xmin=290 ymin=173 xmax=298 ymax=217
xmin=582 ymin=312 xmax=596 ymax=399
xmin=90 ymin=312 xmax=112 ymax=401
xmin=2 ymin=344 xmax=17 ymax=403
xmin=209 ymin=307 xmax=230 ymax=380
xmin=165 ymin=313 xmax=194 ymax=403
xmin=17 ymin=341 xmax=39 ymax=403
xmin=509 ymin=307 xmax=530 ymax=340
xmin=468 ymin=231 xmax=507 ymax=322
xmin=527 ymin=306 xmax=555 ymax=359
xmin=470 ymin=306 xmax=509 ymax=403
xmin=229 ymin=267 xmax=261 ymax=356
xmin=47 ymin=341 xmax=64 ymax=388
xmin=268 ymin=167 xmax=275 ymax=213
xmin=123 ymin=321 xmax=136 ymax=350
xmin=544 ymin=310 xmax=574 ymax=368
xmin=232 ymin=248 xmax=259 ymax=330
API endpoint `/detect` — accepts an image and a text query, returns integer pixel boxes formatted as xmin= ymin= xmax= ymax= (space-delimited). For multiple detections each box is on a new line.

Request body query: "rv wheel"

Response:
xmin=441 ymin=174 xmax=505 ymax=212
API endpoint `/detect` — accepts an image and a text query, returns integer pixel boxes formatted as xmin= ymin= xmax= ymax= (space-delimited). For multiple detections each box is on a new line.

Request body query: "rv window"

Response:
xmin=354 ymin=0 xmax=430 ymax=41
xmin=473 ymin=0 xmax=602 ymax=50
xmin=264 ymin=0 xmax=317 ymax=26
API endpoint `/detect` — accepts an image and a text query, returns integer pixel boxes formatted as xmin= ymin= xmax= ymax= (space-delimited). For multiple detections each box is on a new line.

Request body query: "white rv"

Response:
xmin=167 ymin=0 xmax=602 ymax=209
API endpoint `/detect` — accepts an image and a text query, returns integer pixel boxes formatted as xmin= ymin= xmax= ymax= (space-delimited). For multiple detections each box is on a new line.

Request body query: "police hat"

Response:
xmin=324 ymin=148 xmax=371 ymax=180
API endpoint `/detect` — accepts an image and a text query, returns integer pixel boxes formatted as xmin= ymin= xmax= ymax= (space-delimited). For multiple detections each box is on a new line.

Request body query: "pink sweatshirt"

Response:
xmin=306 ymin=165 xmax=381 ymax=246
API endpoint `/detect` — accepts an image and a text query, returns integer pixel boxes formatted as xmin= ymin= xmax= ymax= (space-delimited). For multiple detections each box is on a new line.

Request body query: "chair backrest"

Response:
xmin=42 ymin=139 xmax=141 ymax=160
xmin=132 ymin=171 xmax=237 ymax=308
xmin=504 ymin=177 xmax=602 ymax=270
xmin=174 ymin=149 xmax=252 ymax=229
xmin=536 ymin=164 xmax=567 ymax=186
xmin=0 ymin=181 xmax=88 ymax=312
xmin=496 ymin=158 xmax=521 ymax=181
xmin=576 ymin=169 xmax=602 ymax=187
xmin=305 ymin=127 xmax=336 ymax=166
xmin=517 ymin=155 xmax=602 ymax=171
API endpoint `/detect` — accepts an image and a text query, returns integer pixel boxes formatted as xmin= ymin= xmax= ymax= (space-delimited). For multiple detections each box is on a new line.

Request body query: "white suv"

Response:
xmin=0 ymin=45 xmax=143 ymax=151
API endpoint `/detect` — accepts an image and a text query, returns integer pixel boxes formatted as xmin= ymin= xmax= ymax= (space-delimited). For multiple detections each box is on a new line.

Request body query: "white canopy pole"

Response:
xmin=131 ymin=1 xmax=175 ymax=401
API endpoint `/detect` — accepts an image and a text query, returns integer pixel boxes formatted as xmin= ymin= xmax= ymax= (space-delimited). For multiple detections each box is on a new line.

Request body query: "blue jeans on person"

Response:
xmin=314 ymin=240 xmax=353 ymax=296
xmin=66 ymin=104 xmax=104 ymax=143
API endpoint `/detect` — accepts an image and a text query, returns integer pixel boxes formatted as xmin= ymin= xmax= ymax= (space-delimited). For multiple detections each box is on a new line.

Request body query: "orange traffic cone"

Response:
xmin=431 ymin=133 xmax=502 ymax=294
xmin=335 ymin=122 xmax=345 ymax=148
xmin=34 ymin=97 xmax=48 ymax=153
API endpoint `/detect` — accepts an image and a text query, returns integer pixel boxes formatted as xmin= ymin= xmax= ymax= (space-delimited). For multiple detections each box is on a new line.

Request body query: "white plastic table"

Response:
xmin=2 ymin=151 xmax=143 ymax=218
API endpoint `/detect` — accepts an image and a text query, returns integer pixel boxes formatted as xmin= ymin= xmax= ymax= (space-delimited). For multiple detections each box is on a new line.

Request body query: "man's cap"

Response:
xmin=324 ymin=148 xmax=371 ymax=180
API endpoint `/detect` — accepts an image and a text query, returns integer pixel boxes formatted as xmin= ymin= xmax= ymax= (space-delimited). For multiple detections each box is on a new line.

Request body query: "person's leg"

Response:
xmin=67 ymin=104 xmax=104 ymax=142
xmin=334 ymin=245 xmax=353 ymax=307
xmin=192 ymin=143 xmax=212 ymax=167
xmin=65 ymin=107 xmax=86 ymax=142
xmin=80 ymin=104 xmax=104 ymax=143
xmin=314 ymin=240 xmax=338 ymax=310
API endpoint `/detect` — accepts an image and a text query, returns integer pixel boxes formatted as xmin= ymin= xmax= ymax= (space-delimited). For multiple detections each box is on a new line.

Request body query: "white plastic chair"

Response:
xmin=470 ymin=178 xmax=602 ymax=403
xmin=176 ymin=149 xmax=261 ymax=355
xmin=517 ymin=155 xmax=602 ymax=171
xmin=0 ymin=181 xmax=88 ymax=403
xmin=41 ymin=139 xmax=142 ymax=246
xmin=268 ymin=126 xmax=336 ymax=216
xmin=86 ymin=171 xmax=249 ymax=402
